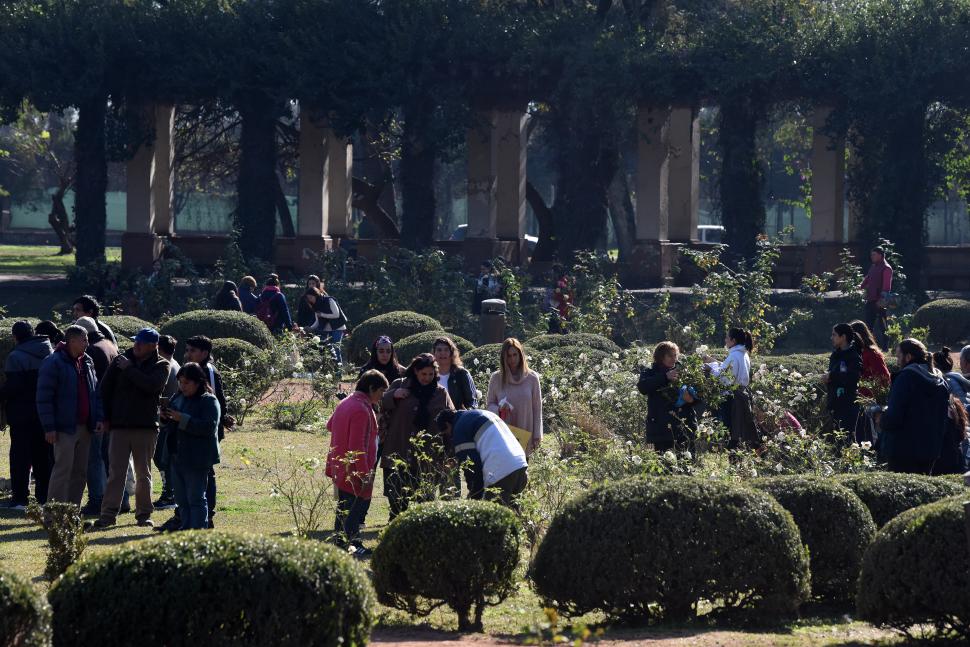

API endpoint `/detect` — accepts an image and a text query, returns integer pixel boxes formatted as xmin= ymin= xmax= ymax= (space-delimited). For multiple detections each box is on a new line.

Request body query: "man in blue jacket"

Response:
xmin=36 ymin=325 xmax=103 ymax=506
xmin=435 ymin=409 xmax=528 ymax=507
xmin=879 ymin=338 xmax=950 ymax=474
xmin=0 ymin=321 xmax=53 ymax=509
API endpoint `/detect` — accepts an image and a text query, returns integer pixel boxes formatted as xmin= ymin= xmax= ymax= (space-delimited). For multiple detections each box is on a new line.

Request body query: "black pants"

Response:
xmin=383 ymin=465 xmax=417 ymax=521
xmin=9 ymin=423 xmax=53 ymax=505
xmin=889 ymin=457 xmax=936 ymax=475
xmin=865 ymin=301 xmax=889 ymax=351
xmin=335 ymin=489 xmax=371 ymax=540
xmin=483 ymin=467 xmax=528 ymax=509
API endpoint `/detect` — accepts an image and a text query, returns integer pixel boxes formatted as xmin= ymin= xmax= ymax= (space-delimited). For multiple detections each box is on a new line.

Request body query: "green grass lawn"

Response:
xmin=0 ymin=422 xmax=904 ymax=645
xmin=0 ymin=245 xmax=121 ymax=276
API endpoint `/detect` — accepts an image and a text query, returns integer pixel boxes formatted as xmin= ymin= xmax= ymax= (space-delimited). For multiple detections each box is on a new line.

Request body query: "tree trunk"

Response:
xmin=607 ymin=162 xmax=636 ymax=263
xmin=49 ymin=179 xmax=75 ymax=254
xmin=526 ymin=181 xmax=556 ymax=262
xmin=399 ymin=113 xmax=436 ymax=250
xmin=236 ymin=94 xmax=280 ymax=262
xmin=73 ymin=96 xmax=108 ymax=266
xmin=274 ymin=173 xmax=296 ymax=237
xmin=719 ymin=95 xmax=765 ymax=263
xmin=352 ymin=177 xmax=400 ymax=238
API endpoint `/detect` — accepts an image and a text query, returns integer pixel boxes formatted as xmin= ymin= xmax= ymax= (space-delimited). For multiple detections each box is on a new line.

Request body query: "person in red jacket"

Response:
xmin=850 ymin=320 xmax=891 ymax=394
xmin=326 ymin=369 xmax=389 ymax=556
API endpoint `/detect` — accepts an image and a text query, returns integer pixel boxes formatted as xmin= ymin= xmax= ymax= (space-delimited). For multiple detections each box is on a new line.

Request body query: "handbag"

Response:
xmin=877 ymin=291 xmax=899 ymax=310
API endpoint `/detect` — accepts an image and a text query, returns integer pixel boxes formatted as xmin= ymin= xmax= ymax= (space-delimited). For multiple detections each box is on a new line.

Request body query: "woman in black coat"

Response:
xmin=637 ymin=341 xmax=699 ymax=453
xmin=825 ymin=323 xmax=863 ymax=442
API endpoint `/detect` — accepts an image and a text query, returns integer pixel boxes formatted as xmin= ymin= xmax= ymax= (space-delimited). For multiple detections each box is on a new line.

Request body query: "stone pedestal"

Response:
xmin=624 ymin=240 xmax=682 ymax=287
xmin=121 ymin=232 xmax=165 ymax=270
xmin=274 ymin=235 xmax=341 ymax=272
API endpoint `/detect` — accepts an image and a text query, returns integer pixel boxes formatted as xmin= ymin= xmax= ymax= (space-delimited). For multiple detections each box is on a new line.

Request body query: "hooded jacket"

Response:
xmin=637 ymin=361 xmax=699 ymax=446
xmin=0 ymin=336 xmax=54 ymax=427
xmin=826 ymin=344 xmax=862 ymax=429
xmin=257 ymin=286 xmax=293 ymax=333
xmin=880 ymin=362 xmax=950 ymax=464
xmin=944 ymin=371 xmax=970 ymax=409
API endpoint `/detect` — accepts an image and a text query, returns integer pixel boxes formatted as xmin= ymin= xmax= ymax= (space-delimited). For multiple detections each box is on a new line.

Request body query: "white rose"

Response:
xmin=631 ymin=455 xmax=643 ymax=465
xmin=861 ymin=441 xmax=872 ymax=450
xmin=663 ymin=451 xmax=677 ymax=462
xmin=774 ymin=463 xmax=784 ymax=472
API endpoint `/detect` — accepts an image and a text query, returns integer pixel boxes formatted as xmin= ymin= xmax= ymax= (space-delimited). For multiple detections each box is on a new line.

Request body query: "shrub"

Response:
xmin=372 ymin=500 xmax=521 ymax=632
xmin=529 ymin=345 xmax=612 ymax=368
xmin=346 ymin=311 xmax=442 ymax=365
xmin=48 ymin=532 xmax=374 ymax=647
xmin=753 ymin=476 xmax=876 ymax=604
xmin=42 ymin=502 xmax=86 ymax=581
xmin=98 ymin=315 xmax=153 ymax=339
xmin=462 ymin=343 xmax=504 ymax=376
xmin=758 ymin=353 xmax=830 ymax=377
xmin=0 ymin=566 xmax=51 ymax=647
xmin=529 ymin=477 xmax=810 ymax=621
xmin=857 ymin=497 xmax=970 ymax=640
xmin=210 ymin=338 xmax=267 ymax=373
xmin=159 ymin=310 xmax=275 ymax=356
xmin=913 ymin=298 xmax=970 ymax=345
xmin=836 ymin=472 xmax=963 ymax=527
xmin=525 ymin=333 xmax=621 ymax=355
xmin=395 ymin=331 xmax=475 ymax=367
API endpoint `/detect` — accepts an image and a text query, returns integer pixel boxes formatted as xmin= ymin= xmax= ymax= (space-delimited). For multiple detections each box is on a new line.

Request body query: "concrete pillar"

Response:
xmin=152 ymin=105 xmax=175 ymax=236
xmin=494 ymin=110 xmax=527 ymax=242
xmin=805 ymin=107 xmax=847 ymax=274
xmin=634 ymin=106 xmax=669 ymax=241
xmin=123 ymin=104 xmax=173 ymax=269
xmin=126 ymin=124 xmax=156 ymax=235
xmin=466 ymin=112 xmax=497 ymax=239
xmin=667 ymin=107 xmax=700 ymax=242
xmin=297 ymin=113 xmax=352 ymax=238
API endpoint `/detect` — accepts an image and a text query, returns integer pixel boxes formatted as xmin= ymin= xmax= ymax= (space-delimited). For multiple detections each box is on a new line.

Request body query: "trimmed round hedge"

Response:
xmin=98 ymin=315 xmax=153 ymax=339
xmin=48 ymin=532 xmax=374 ymax=647
xmin=525 ymin=333 xmax=621 ymax=355
xmin=395 ymin=331 xmax=475 ymax=367
xmin=0 ymin=567 xmax=50 ymax=647
xmin=346 ymin=311 xmax=442 ymax=365
xmin=373 ymin=500 xmax=521 ymax=631
xmin=530 ymin=476 xmax=810 ymax=621
xmin=836 ymin=472 xmax=963 ymax=527
xmin=159 ymin=310 xmax=275 ymax=356
xmin=857 ymin=497 xmax=970 ymax=639
xmin=913 ymin=298 xmax=970 ymax=345
xmin=529 ymin=345 xmax=612 ymax=368
xmin=210 ymin=338 xmax=267 ymax=372
xmin=461 ymin=343 xmax=503 ymax=375
xmin=753 ymin=476 xmax=876 ymax=604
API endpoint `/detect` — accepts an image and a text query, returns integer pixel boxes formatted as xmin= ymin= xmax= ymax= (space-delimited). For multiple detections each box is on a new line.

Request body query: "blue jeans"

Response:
xmin=86 ymin=432 xmax=107 ymax=504
xmin=327 ymin=330 xmax=344 ymax=365
xmin=172 ymin=463 xmax=209 ymax=530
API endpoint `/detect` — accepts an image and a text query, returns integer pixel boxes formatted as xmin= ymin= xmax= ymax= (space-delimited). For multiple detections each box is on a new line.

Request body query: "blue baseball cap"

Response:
xmin=131 ymin=328 xmax=160 ymax=344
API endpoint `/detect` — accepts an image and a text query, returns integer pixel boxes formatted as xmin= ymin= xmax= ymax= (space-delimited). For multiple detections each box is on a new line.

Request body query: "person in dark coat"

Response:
xmin=825 ymin=323 xmax=863 ymax=442
xmin=357 ymin=336 xmax=406 ymax=385
xmin=935 ymin=395 xmax=968 ymax=475
xmin=255 ymin=276 xmax=294 ymax=334
xmin=72 ymin=295 xmax=117 ymax=346
xmin=213 ymin=281 xmax=243 ymax=312
xmin=637 ymin=341 xmax=700 ymax=453
xmin=0 ymin=321 xmax=54 ymax=508
xmin=879 ymin=338 xmax=951 ymax=475
xmin=239 ymin=276 xmax=259 ymax=315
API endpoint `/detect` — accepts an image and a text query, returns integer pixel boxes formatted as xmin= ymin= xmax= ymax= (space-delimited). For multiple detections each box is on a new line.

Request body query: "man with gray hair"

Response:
xmin=36 ymin=325 xmax=103 ymax=506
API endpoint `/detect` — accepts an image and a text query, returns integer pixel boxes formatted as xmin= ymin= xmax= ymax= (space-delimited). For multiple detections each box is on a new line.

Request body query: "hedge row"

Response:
xmin=346 ymin=311 xmax=443 ymax=365
xmin=836 ymin=472 xmax=963 ymax=527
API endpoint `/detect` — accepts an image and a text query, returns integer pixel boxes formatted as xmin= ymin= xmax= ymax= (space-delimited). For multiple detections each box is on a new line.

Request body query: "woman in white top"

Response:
xmin=304 ymin=286 xmax=348 ymax=365
xmin=704 ymin=328 xmax=754 ymax=448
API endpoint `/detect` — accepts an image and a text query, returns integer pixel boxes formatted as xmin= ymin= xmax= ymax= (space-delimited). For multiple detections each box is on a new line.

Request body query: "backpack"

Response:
xmin=255 ymin=296 xmax=278 ymax=329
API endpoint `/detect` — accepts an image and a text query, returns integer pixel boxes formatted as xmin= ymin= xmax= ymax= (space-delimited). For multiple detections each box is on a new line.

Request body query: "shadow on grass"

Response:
xmin=0 ymin=527 xmax=49 ymax=542
xmin=84 ymin=533 xmax=153 ymax=547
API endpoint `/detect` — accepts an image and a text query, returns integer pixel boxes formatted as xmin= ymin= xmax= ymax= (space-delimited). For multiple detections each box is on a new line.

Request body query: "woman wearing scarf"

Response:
xmin=380 ymin=353 xmax=454 ymax=520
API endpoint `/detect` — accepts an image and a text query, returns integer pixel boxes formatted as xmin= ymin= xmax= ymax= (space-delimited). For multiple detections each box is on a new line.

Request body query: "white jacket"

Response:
xmin=707 ymin=344 xmax=751 ymax=387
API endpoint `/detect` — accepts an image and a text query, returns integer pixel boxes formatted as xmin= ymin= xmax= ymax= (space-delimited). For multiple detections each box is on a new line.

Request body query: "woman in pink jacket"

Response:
xmin=326 ymin=370 xmax=389 ymax=554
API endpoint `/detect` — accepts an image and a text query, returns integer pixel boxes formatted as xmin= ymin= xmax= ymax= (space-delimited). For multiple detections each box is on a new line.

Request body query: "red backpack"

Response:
xmin=255 ymin=296 xmax=278 ymax=329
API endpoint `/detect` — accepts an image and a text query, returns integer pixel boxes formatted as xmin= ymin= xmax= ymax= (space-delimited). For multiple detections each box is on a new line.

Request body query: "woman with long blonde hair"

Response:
xmin=486 ymin=338 xmax=543 ymax=455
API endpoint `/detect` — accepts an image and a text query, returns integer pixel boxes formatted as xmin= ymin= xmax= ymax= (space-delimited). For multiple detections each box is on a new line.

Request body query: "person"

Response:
xmin=380 ymin=354 xmax=454 ymax=520
xmin=472 ymin=261 xmax=502 ymax=315
xmin=35 ymin=321 xmax=64 ymax=346
xmin=183 ymin=335 xmax=232 ymax=528
xmin=879 ymin=339 xmax=950 ymax=475
xmin=704 ymin=328 xmax=755 ymax=448
xmin=436 ymin=409 xmax=528 ymax=508
xmin=303 ymin=284 xmax=348 ymax=365
xmin=0 ymin=321 xmax=53 ymax=509
xmin=849 ymin=320 xmax=891 ymax=393
xmin=73 ymin=316 xmax=118 ymax=516
xmin=637 ymin=341 xmax=700 ymax=453
xmin=159 ymin=363 xmax=221 ymax=530
xmin=936 ymin=395 xmax=969 ymax=475
xmin=326 ymin=370 xmax=389 ymax=554
xmin=72 ymin=295 xmax=117 ymax=346
xmin=91 ymin=328 xmax=170 ymax=529
xmin=36 ymin=325 xmax=102 ymax=507
xmin=433 ymin=336 xmax=477 ymax=410
xmin=238 ymin=276 xmax=259 ymax=315
xmin=255 ymin=276 xmax=293 ymax=334
xmin=213 ymin=281 xmax=243 ymax=312
xmin=296 ymin=275 xmax=323 ymax=327
xmin=357 ymin=336 xmax=406 ymax=385
xmin=933 ymin=347 xmax=970 ymax=409
xmin=824 ymin=323 xmax=863 ymax=442
xmin=860 ymin=247 xmax=893 ymax=350
xmin=153 ymin=335 xmax=180 ymax=511
xmin=546 ymin=265 xmax=573 ymax=334
xmin=486 ymin=338 xmax=543 ymax=456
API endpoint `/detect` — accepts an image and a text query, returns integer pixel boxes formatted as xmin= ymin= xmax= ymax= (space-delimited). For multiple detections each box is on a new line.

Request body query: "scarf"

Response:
xmin=411 ymin=379 xmax=439 ymax=431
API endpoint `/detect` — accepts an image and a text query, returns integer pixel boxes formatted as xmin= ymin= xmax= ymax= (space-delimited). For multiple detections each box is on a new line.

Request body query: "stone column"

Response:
xmin=466 ymin=112 xmax=497 ymax=239
xmin=667 ymin=107 xmax=700 ymax=242
xmin=805 ymin=107 xmax=846 ymax=275
xmin=323 ymin=128 xmax=352 ymax=239
xmin=494 ymin=110 xmax=527 ymax=245
xmin=297 ymin=113 xmax=326 ymax=238
xmin=123 ymin=104 xmax=172 ymax=269
xmin=634 ymin=106 xmax=669 ymax=241
xmin=152 ymin=105 xmax=175 ymax=236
